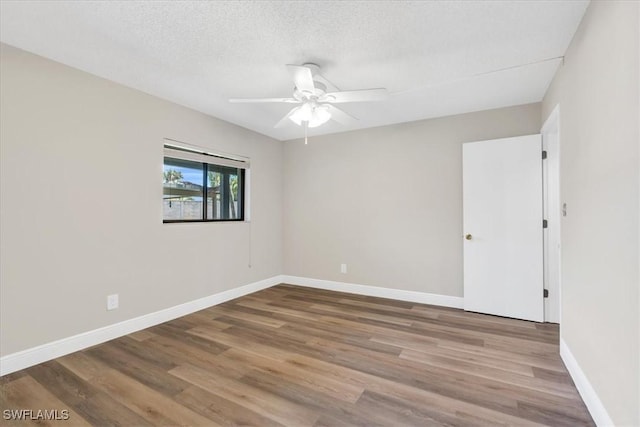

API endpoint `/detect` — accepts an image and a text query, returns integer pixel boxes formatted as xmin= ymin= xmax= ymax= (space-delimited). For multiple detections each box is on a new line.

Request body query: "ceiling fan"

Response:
xmin=229 ymin=63 xmax=388 ymax=130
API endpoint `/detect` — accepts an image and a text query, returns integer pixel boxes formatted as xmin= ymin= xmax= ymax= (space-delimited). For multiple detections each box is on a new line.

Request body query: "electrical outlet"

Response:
xmin=340 ymin=263 xmax=347 ymax=274
xmin=107 ymin=294 xmax=119 ymax=311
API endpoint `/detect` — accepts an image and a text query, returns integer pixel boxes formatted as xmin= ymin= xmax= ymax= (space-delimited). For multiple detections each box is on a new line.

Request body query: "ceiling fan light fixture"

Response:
xmin=309 ymin=104 xmax=331 ymax=128
xmin=289 ymin=103 xmax=331 ymax=127
xmin=288 ymin=104 xmax=311 ymax=125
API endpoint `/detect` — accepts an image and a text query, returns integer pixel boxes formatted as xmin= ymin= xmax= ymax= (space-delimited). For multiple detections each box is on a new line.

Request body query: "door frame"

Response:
xmin=541 ymin=105 xmax=561 ymax=323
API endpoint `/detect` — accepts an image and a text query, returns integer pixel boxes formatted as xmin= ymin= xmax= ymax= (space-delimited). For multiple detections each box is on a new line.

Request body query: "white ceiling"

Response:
xmin=0 ymin=1 xmax=589 ymax=141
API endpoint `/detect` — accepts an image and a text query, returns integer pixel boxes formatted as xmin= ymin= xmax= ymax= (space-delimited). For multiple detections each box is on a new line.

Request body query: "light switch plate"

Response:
xmin=107 ymin=294 xmax=119 ymax=310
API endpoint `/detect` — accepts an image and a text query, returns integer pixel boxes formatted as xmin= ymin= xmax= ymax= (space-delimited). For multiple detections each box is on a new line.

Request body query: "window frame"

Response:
xmin=162 ymin=144 xmax=247 ymax=223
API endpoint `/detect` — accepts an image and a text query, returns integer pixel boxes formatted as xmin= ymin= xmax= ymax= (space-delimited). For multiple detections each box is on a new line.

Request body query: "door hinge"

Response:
xmin=543 ymin=219 xmax=548 ymax=228
xmin=543 ymin=289 xmax=549 ymax=298
xmin=542 ymin=150 xmax=548 ymax=159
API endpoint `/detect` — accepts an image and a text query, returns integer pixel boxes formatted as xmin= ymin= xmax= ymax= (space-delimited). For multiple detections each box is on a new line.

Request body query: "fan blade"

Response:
xmin=326 ymin=105 xmax=357 ymax=125
xmin=286 ymin=64 xmax=316 ymax=93
xmin=229 ymin=98 xmax=299 ymax=103
xmin=274 ymin=107 xmax=300 ymax=128
xmin=322 ymin=88 xmax=388 ymax=103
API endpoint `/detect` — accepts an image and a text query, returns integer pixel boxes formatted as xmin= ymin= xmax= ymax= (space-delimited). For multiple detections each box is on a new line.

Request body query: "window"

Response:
xmin=163 ymin=143 xmax=247 ymax=222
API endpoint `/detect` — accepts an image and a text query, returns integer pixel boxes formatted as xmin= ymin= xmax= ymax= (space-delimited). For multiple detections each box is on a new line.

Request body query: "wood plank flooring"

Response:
xmin=0 ymin=284 xmax=594 ymax=426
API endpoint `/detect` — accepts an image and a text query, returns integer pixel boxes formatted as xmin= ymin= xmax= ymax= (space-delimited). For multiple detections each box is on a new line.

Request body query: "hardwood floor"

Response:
xmin=0 ymin=284 xmax=594 ymax=426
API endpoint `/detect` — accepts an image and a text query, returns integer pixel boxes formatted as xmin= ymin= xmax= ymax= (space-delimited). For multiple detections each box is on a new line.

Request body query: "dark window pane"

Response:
xmin=163 ymin=158 xmax=204 ymax=220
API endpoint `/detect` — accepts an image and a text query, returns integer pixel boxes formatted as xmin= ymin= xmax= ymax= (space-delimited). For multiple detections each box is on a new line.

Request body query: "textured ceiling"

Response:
xmin=0 ymin=1 xmax=589 ymax=141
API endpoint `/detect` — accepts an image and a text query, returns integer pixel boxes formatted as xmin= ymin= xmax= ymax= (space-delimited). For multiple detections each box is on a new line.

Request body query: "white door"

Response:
xmin=463 ymin=134 xmax=543 ymax=322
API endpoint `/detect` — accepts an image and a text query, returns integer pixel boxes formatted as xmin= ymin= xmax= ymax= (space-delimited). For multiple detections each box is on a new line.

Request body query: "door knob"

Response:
xmin=465 ymin=234 xmax=472 ymax=240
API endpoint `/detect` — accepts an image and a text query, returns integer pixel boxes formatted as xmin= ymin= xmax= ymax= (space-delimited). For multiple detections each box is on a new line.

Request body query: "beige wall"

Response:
xmin=0 ymin=44 xmax=283 ymax=356
xmin=283 ymin=103 xmax=541 ymax=296
xmin=3 ymin=4 xmax=638 ymax=421
xmin=541 ymin=1 xmax=639 ymax=425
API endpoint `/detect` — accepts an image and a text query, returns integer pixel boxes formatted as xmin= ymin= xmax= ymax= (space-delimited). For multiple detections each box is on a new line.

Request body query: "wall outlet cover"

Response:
xmin=107 ymin=294 xmax=119 ymax=310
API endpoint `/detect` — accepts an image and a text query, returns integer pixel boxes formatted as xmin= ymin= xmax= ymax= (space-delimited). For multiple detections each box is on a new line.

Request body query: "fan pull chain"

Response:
xmin=304 ymin=121 xmax=308 ymax=145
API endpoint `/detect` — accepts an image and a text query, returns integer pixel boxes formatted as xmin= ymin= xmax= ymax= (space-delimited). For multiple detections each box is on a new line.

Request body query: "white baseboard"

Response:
xmin=0 ymin=275 xmax=284 ymax=376
xmin=281 ymin=275 xmax=464 ymax=309
xmin=560 ymin=338 xmax=614 ymax=426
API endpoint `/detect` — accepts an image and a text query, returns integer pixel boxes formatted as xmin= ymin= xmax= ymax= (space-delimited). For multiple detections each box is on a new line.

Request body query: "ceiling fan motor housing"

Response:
xmin=294 ymin=81 xmax=327 ymax=101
